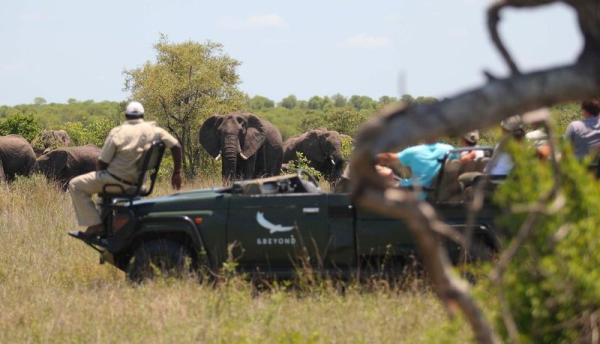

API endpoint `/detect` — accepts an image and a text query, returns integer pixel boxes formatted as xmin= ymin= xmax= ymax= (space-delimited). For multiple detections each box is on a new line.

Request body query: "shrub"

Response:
xmin=65 ymin=117 xmax=117 ymax=147
xmin=0 ymin=113 xmax=42 ymax=141
xmin=282 ymin=152 xmax=323 ymax=180
xmin=492 ymin=140 xmax=600 ymax=343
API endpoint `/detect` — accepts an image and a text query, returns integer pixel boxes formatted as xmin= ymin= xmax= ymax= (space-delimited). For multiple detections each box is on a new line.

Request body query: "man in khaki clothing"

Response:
xmin=68 ymin=101 xmax=182 ymax=237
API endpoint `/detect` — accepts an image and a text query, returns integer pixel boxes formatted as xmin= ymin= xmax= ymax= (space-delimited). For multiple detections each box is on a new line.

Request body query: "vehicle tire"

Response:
xmin=127 ymin=239 xmax=193 ymax=282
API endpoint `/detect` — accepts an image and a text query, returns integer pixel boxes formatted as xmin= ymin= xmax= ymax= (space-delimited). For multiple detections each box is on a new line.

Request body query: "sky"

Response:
xmin=0 ymin=0 xmax=583 ymax=106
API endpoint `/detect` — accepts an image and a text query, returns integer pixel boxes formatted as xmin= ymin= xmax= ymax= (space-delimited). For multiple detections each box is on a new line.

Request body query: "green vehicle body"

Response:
xmin=91 ymin=172 xmax=501 ymax=279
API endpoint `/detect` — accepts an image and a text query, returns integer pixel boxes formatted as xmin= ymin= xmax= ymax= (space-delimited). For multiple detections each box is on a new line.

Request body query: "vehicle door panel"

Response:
xmin=227 ymin=194 xmax=330 ymax=271
xmin=355 ymin=207 xmax=415 ymax=258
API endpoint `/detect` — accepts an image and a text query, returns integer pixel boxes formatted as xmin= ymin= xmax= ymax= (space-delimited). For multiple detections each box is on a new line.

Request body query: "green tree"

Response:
xmin=279 ymin=95 xmax=298 ymax=109
xmin=308 ymin=96 xmax=326 ymax=110
xmin=349 ymin=95 xmax=377 ymax=110
xmin=33 ymin=97 xmax=47 ymax=106
xmin=378 ymin=96 xmax=397 ymax=106
xmin=248 ymin=95 xmax=275 ymax=110
xmin=400 ymin=94 xmax=415 ymax=105
xmin=331 ymin=93 xmax=347 ymax=107
xmin=124 ymin=35 xmax=244 ymax=178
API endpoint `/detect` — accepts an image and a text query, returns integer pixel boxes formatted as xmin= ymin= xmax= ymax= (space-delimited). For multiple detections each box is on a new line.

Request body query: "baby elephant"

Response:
xmin=35 ymin=145 xmax=101 ymax=189
xmin=283 ymin=129 xmax=347 ymax=183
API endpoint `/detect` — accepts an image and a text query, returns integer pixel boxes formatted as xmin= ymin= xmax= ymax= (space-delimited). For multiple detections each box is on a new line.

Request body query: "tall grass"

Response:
xmin=0 ymin=176 xmax=470 ymax=343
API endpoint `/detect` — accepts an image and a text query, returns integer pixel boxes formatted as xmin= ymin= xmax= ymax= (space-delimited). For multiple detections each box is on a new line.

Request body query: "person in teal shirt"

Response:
xmin=378 ymin=142 xmax=456 ymax=188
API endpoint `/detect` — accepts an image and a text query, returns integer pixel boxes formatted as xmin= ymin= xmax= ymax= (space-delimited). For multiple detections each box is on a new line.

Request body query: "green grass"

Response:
xmin=0 ymin=175 xmax=472 ymax=343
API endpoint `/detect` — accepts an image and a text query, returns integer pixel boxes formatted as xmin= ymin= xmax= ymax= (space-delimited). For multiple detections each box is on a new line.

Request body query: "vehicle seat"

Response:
xmin=100 ymin=140 xmax=166 ymax=203
xmin=433 ymin=157 xmax=490 ymax=204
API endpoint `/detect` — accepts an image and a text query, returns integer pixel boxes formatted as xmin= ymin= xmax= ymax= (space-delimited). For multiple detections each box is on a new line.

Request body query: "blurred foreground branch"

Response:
xmin=350 ymin=1 xmax=600 ymax=343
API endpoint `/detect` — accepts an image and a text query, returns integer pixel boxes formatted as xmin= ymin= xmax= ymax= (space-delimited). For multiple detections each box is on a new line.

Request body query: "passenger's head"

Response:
xmin=125 ymin=101 xmax=145 ymax=120
xmin=500 ymin=115 xmax=525 ymax=139
xmin=581 ymin=99 xmax=600 ymax=117
xmin=462 ymin=130 xmax=479 ymax=146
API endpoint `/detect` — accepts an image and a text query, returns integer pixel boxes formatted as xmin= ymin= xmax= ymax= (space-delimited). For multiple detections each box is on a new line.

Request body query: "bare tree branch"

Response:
xmin=350 ymin=2 xmax=600 ymax=343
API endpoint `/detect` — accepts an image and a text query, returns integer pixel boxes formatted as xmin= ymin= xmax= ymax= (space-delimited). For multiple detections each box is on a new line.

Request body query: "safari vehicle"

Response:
xmin=70 ymin=142 xmax=502 ymax=281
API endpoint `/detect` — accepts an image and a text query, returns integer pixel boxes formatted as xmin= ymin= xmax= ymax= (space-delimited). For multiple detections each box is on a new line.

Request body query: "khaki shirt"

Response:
xmin=99 ymin=119 xmax=179 ymax=183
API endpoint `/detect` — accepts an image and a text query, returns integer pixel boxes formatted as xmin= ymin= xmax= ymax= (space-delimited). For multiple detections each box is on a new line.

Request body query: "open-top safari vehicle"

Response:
xmin=70 ymin=141 xmax=504 ymax=281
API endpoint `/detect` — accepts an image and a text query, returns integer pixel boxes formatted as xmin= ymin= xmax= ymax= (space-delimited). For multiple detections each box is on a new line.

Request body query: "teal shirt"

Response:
xmin=396 ymin=143 xmax=455 ymax=188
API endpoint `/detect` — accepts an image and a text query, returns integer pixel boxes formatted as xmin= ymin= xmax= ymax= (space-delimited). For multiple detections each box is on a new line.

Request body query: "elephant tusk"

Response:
xmin=239 ymin=152 xmax=249 ymax=160
xmin=330 ymin=158 xmax=336 ymax=166
xmin=215 ymin=153 xmax=221 ymax=161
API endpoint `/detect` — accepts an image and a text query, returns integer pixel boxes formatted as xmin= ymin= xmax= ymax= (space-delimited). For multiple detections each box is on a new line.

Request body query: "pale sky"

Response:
xmin=0 ymin=0 xmax=583 ymax=106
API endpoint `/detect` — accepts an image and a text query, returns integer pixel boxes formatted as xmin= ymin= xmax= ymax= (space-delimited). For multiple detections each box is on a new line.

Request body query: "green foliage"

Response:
xmin=64 ymin=117 xmax=117 ymax=147
xmin=331 ymin=93 xmax=347 ymax=107
xmin=279 ymin=95 xmax=298 ymax=109
xmin=0 ymin=100 xmax=122 ymax=129
xmin=307 ymin=96 xmax=332 ymax=110
xmin=124 ymin=35 xmax=245 ymax=178
xmin=0 ymin=113 xmax=42 ymax=141
xmin=282 ymin=152 xmax=323 ymax=180
xmin=300 ymin=107 xmax=370 ymax=137
xmin=492 ymin=140 xmax=600 ymax=343
xmin=348 ymin=95 xmax=377 ymax=111
xmin=339 ymin=134 xmax=353 ymax=160
xmin=33 ymin=97 xmax=47 ymax=106
xmin=248 ymin=95 xmax=274 ymax=110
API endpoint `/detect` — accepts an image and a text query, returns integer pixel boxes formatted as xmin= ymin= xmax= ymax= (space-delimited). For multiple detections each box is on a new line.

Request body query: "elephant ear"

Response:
xmin=47 ymin=150 xmax=68 ymax=178
xmin=242 ymin=114 xmax=266 ymax=158
xmin=199 ymin=115 xmax=223 ymax=157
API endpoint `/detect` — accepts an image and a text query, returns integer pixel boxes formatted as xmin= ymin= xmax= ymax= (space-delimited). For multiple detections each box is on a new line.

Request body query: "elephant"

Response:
xmin=283 ymin=129 xmax=347 ymax=183
xmin=0 ymin=135 xmax=37 ymax=182
xmin=35 ymin=145 xmax=101 ymax=189
xmin=32 ymin=130 xmax=71 ymax=156
xmin=199 ymin=112 xmax=283 ymax=182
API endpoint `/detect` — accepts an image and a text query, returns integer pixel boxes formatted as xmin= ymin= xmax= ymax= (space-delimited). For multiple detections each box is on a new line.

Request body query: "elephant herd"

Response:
xmin=0 ymin=112 xmax=349 ymax=188
xmin=0 ymin=133 xmax=101 ymax=188
xmin=198 ymin=112 xmax=349 ymax=183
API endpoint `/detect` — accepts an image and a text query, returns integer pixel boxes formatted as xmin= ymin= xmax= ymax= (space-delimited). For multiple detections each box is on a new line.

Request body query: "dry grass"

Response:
xmin=0 ymin=175 xmax=471 ymax=343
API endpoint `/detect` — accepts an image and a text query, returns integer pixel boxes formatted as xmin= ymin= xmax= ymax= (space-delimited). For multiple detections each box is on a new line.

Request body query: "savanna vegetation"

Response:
xmin=0 ymin=176 xmax=473 ymax=343
xmin=1 ymin=34 xmax=597 ymax=342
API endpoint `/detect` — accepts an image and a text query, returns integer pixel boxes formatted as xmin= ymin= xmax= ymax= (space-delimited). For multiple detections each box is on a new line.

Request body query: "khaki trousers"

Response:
xmin=68 ymin=170 xmax=129 ymax=227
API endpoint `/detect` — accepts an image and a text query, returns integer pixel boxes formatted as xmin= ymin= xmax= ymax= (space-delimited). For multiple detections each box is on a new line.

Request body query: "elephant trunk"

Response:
xmin=221 ymin=135 xmax=240 ymax=182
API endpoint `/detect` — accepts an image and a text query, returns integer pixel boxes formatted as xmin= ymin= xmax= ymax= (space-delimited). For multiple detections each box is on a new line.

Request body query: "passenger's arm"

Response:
xmin=170 ymin=144 xmax=183 ymax=190
xmin=460 ymin=151 xmax=477 ymax=162
xmin=376 ymin=152 xmax=398 ymax=166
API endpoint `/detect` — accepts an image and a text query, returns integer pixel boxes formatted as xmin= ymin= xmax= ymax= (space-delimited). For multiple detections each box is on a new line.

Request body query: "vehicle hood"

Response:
xmin=129 ymin=188 xmax=229 ymax=215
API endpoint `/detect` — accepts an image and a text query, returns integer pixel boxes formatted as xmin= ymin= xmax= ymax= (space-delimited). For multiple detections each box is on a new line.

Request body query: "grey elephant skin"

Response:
xmin=199 ymin=113 xmax=283 ymax=182
xmin=283 ymin=129 xmax=347 ymax=182
xmin=35 ymin=145 xmax=101 ymax=189
xmin=0 ymin=135 xmax=36 ymax=182
xmin=32 ymin=130 xmax=71 ymax=156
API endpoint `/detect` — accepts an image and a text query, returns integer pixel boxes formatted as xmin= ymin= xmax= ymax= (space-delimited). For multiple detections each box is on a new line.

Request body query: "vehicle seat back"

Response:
xmin=101 ymin=140 xmax=166 ymax=201
xmin=434 ymin=157 xmax=490 ymax=203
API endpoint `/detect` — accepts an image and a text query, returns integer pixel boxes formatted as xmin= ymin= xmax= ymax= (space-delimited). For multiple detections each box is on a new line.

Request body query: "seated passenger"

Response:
xmin=377 ymin=139 xmax=455 ymax=189
xmin=564 ymin=98 xmax=600 ymax=159
xmin=485 ymin=115 xmax=525 ymax=177
xmin=459 ymin=130 xmax=485 ymax=162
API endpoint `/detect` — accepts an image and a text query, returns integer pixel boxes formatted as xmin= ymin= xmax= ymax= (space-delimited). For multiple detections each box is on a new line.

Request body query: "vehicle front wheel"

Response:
xmin=127 ymin=239 xmax=193 ymax=282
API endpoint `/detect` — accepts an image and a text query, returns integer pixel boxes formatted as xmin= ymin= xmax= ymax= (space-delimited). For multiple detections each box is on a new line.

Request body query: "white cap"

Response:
xmin=125 ymin=101 xmax=144 ymax=117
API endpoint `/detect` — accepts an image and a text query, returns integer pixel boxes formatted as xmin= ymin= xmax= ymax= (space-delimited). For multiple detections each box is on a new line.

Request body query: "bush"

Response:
xmin=282 ymin=152 xmax=323 ymax=180
xmin=0 ymin=113 xmax=42 ymax=141
xmin=65 ymin=117 xmax=117 ymax=147
xmin=492 ymin=140 xmax=600 ymax=343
